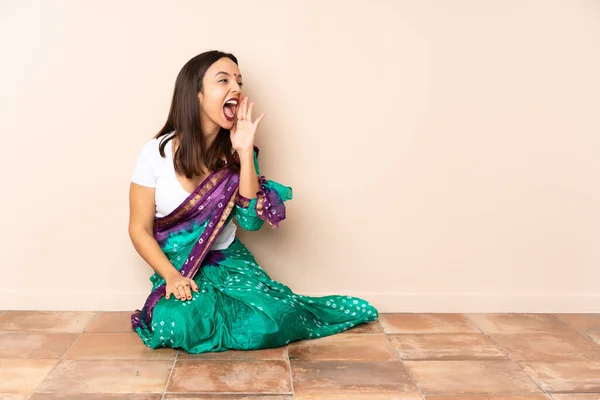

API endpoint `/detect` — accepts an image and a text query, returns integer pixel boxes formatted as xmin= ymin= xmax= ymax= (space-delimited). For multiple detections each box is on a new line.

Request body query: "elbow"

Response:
xmin=128 ymin=226 xmax=141 ymax=248
xmin=244 ymin=223 xmax=263 ymax=232
xmin=236 ymin=219 xmax=264 ymax=232
xmin=128 ymin=223 xmax=152 ymax=244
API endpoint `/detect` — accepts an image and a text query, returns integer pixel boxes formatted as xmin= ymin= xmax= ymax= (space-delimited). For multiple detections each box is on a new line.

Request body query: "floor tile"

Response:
xmin=0 ymin=311 xmax=96 ymax=333
xmin=589 ymin=333 xmax=600 ymax=344
xmin=389 ymin=333 xmax=505 ymax=360
xmin=63 ymin=333 xmax=176 ymax=360
xmin=0 ymin=395 xmax=32 ymax=400
xmin=0 ymin=332 xmax=79 ymax=358
xmin=426 ymin=397 xmax=551 ymax=400
xmin=466 ymin=314 xmax=575 ymax=335
xmin=379 ymin=314 xmax=479 ymax=334
xmin=167 ymin=360 xmax=291 ymax=393
xmin=164 ymin=395 xmax=293 ymax=399
xmin=555 ymin=314 xmax=600 ymax=333
xmin=519 ymin=361 xmax=600 ymax=393
xmin=295 ymin=394 xmax=422 ymax=399
xmin=404 ymin=360 xmax=542 ymax=394
xmin=552 ymin=395 xmax=600 ymax=400
xmin=344 ymin=321 xmax=384 ymax=334
xmin=85 ymin=312 xmax=136 ymax=333
xmin=36 ymin=359 xmax=172 ymax=393
xmin=291 ymin=360 xmax=419 ymax=395
xmin=30 ymin=395 xmax=162 ymax=399
xmin=490 ymin=333 xmax=600 ymax=361
xmin=178 ymin=347 xmax=287 ymax=361
xmin=0 ymin=359 xmax=58 ymax=393
xmin=288 ymin=333 xmax=398 ymax=361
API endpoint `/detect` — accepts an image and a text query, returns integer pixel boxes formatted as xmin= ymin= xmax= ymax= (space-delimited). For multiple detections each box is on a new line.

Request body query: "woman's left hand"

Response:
xmin=230 ymin=96 xmax=266 ymax=154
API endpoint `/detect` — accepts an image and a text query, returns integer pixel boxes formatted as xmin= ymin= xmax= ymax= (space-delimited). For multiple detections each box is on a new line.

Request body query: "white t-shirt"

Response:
xmin=131 ymin=132 xmax=237 ymax=250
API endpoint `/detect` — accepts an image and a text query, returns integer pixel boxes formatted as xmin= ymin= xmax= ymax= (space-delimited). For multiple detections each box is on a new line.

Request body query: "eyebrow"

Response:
xmin=215 ymin=71 xmax=242 ymax=79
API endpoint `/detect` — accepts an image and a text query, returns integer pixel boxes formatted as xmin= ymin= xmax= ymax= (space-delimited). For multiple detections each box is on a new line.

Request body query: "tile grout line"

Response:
xmin=551 ymin=313 xmax=600 ymax=399
xmin=382 ymin=329 xmax=426 ymax=399
xmin=552 ymin=313 xmax=599 ymax=344
xmin=463 ymin=313 xmax=553 ymax=397
xmin=30 ymin=311 xmax=98 ymax=396
xmin=162 ymin=349 xmax=179 ymax=400
xmin=285 ymin=344 xmax=295 ymax=399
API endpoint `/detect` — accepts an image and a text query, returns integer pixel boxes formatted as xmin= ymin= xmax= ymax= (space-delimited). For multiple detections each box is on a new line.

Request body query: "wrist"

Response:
xmin=237 ymin=148 xmax=254 ymax=162
xmin=164 ymin=269 xmax=181 ymax=282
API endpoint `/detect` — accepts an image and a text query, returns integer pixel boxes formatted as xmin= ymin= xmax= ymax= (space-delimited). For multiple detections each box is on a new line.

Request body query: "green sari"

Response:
xmin=132 ymin=149 xmax=379 ymax=353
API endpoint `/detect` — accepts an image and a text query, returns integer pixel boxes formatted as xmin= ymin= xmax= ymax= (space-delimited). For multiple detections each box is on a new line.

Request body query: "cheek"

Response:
xmin=209 ymin=90 xmax=227 ymax=109
xmin=201 ymin=94 xmax=223 ymax=115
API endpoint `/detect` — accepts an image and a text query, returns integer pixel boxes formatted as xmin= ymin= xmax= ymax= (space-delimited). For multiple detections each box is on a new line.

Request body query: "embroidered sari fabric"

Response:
xmin=131 ymin=150 xmax=379 ymax=353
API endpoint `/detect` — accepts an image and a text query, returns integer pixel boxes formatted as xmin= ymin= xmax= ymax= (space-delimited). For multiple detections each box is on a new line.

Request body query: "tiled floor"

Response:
xmin=1 ymin=311 xmax=600 ymax=399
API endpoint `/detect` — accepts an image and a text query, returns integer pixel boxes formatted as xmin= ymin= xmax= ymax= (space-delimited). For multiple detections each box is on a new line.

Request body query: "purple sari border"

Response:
xmin=236 ymin=193 xmax=251 ymax=208
xmin=255 ymin=175 xmax=287 ymax=228
xmin=181 ymin=187 xmax=239 ymax=279
xmin=154 ymin=168 xmax=228 ymax=230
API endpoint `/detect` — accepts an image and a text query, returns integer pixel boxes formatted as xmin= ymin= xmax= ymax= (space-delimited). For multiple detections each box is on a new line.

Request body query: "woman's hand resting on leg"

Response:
xmin=165 ymin=272 xmax=199 ymax=301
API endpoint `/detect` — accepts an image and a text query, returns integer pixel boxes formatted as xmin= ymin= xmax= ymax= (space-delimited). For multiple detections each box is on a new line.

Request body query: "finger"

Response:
xmin=241 ymin=96 xmax=248 ymax=119
xmin=254 ymin=112 xmax=266 ymax=127
xmin=237 ymin=96 xmax=245 ymax=120
xmin=184 ymin=285 xmax=192 ymax=300
xmin=247 ymin=101 xmax=254 ymax=121
xmin=177 ymin=286 xmax=186 ymax=300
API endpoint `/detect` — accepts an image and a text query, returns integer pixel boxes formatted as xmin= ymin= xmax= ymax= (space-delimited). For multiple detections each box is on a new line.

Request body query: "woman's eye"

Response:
xmin=219 ymin=79 xmax=243 ymax=87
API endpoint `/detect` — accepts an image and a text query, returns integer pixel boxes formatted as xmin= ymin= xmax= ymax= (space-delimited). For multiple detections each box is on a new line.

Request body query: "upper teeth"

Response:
xmin=226 ymin=99 xmax=238 ymax=105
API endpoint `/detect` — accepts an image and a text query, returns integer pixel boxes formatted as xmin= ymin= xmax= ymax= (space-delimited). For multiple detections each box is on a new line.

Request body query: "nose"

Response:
xmin=231 ymin=81 xmax=242 ymax=92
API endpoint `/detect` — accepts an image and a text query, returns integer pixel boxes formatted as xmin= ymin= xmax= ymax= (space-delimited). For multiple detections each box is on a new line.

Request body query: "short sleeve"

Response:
xmin=131 ymin=139 xmax=159 ymax=188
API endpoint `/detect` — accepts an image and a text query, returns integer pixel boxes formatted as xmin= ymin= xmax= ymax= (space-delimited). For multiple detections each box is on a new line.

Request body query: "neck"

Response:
xmin=203 ymin=131 xmax=219 ymax=148
xmin=201 ymin=117 xmax=221 ymax=148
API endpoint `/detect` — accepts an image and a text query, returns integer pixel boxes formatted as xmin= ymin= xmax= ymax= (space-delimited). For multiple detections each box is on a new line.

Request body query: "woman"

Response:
xmin=129 ymin=50 xmax=379 ymax=353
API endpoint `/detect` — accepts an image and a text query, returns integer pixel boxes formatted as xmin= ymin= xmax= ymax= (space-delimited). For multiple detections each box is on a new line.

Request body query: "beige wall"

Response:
xmin=1 ymin=0 xmax=598 ymax=313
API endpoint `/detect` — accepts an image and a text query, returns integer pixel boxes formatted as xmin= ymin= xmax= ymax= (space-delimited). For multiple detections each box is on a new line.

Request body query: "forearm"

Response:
xmin=238 ymin=149 xmax=260 ymax=199
xmin=129 ymin=228 xmax=180 ymax=281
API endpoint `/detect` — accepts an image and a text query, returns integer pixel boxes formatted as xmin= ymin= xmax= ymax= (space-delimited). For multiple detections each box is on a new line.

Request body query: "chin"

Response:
xmin=217 ymin=122 xmax=233 ymax=131
xmin=220 ymin=117 xmax=235 ymax=130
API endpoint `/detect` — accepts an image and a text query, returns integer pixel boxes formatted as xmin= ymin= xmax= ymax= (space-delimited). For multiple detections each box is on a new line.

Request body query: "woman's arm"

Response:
xmin=128 ymin=183 xmax=180 ymax=281
xmin=231 ymin=96 xmax=292 ymax=230
xmin=234 ymin=148 xmax=293 ymax=231
xmin=238 ymin=149 xmax=259 ymax=199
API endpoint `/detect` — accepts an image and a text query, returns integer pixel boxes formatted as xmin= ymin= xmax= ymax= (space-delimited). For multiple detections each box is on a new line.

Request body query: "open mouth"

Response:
xmin=223 ymin=99 xmax=238 ymax=122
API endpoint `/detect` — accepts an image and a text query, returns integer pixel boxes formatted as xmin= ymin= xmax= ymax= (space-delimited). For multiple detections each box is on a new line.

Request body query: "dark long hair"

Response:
xmin=155 ymin=50 xmax=240 ymax=178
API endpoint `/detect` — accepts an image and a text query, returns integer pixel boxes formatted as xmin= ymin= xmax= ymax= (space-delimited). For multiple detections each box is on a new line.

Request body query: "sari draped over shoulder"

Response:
xmin=131 ymin=148 xmax=378 ymax=353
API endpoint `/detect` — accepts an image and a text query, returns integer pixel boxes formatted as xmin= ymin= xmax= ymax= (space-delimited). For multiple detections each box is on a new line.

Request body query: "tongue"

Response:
xmin=224 ymin=104 xmax=235 ymax=118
